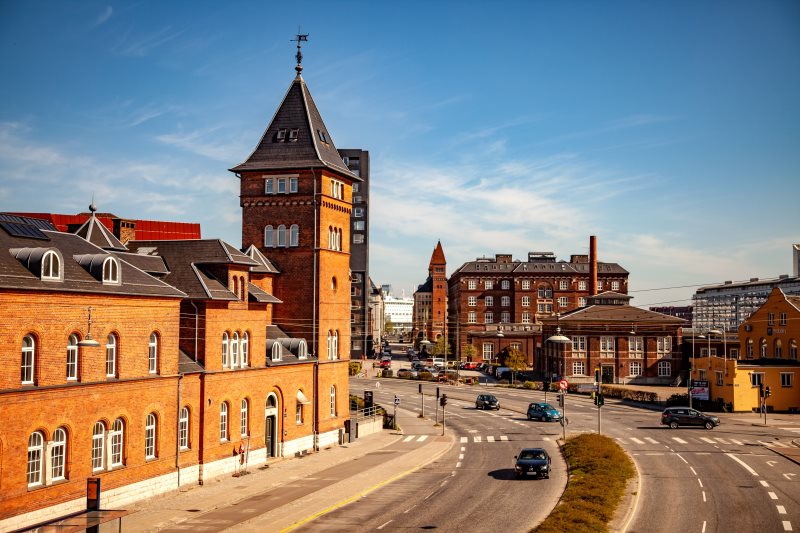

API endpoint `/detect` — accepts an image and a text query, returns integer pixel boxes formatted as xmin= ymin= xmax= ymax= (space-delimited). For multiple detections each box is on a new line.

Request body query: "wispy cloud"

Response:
xmin=155 ymin=127 xmax=250 ymax=162
xmin=536 ymin=113 xmax=678 ymax=146
xmin=94 ymin=6 xmax=113 ymax=26
xmin=113 ymin=26 xmax=184 ymax=57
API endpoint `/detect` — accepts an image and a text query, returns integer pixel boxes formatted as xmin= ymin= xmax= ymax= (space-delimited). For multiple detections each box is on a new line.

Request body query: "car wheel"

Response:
xmin=669 ymin=421 xmax=679 ymax=429
xmin=527 ymin=415 xmax=532 ymax=420
xmin=705 ymin=421 xmax=714 ymax=430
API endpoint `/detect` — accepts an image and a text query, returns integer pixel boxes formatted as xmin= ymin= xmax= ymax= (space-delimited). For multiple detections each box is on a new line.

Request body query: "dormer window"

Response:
xmin=289 ymin=129 xmax=299 ymax=141
xmin=271 ymin=341 xmax=282 ymax=362
xmin=298 ymin=340 xmax=308 ymax=360
xmin=318 ymin=130 xmax=328 ymax=143
xmin=41 ymin=250 xmax=61 ymax=281
xmin=276 ymin=129 xmax=287 ymax=141
xmin=102 ymin=257 xmax=120 ymax=284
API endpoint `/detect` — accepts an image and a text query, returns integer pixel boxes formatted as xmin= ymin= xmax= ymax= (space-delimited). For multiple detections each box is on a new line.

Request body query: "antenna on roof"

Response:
xmin=290 ymin=29 xmax=309 ymax=78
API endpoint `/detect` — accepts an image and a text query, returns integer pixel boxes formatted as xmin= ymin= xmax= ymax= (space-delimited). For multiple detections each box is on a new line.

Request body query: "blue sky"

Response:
xmin=1 ymin=1 xmax=798 ymax=308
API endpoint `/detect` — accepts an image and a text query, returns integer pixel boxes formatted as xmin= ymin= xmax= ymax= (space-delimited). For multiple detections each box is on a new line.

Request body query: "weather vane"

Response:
xmin=290 ymin=30 xmax=309 ymax=77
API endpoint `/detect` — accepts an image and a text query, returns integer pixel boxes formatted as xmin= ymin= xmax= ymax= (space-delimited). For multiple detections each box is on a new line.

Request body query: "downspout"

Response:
xmin=312 ymin=168 xmax=319 ymax=451
xmin=176 ymin=374 xmax=182 ymax=489
xmin=190 ymin=301 xmax=199 ymax=362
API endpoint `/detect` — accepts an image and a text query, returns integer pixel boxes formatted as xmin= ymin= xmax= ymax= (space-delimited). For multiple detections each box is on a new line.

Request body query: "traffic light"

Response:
xmin=557 ymin=394 xmax=563 ymax=406
xmin=595 ymin=368 xmax=601 ymax=383
xmin=759 ymin=383 xmax=765 ymax=398
xmin=765 ymin=386 xmax=772 ymax=398
xmin=597 ymin=394 xmax=604 ymax=407
xmin=440 ymin=394 xmax=448 ymax=407
xmin=419 ymin=383 xmax=422 ymax=394
xmin=436 ymin=387 xmax=440 ymax=399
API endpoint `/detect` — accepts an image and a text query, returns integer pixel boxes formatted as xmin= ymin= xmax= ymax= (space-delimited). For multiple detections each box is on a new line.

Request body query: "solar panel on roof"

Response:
xmin=0 ymin=221 xmax=50 ymax=240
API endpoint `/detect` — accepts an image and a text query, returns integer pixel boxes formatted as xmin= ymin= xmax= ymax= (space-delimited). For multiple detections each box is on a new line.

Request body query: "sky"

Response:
xmin=1 ymin=1 xmax=798 ymax=309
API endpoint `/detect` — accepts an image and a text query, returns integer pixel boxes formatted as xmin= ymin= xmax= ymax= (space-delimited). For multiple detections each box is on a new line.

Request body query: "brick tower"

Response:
xmin=429 ymin=240 xmax=448 ymax=341
xmin=230 ymin=44 xmax=360 ymax=364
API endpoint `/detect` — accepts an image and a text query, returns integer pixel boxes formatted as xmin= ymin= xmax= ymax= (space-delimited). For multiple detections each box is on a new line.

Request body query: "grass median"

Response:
xmin=533 ymin=433 xmax=635 ymax=533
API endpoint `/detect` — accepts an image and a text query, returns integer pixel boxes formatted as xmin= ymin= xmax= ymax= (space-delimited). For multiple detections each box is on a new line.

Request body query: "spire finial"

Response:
xmin=89 ymin=194 xmax=97 ymax=214
xmin=290 ymin=29 xmax=309 ymax=78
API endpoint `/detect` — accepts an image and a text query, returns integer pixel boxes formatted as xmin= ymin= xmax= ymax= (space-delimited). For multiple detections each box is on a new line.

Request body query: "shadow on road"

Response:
xmin=487 ymin=468 xmax=516 ymax=480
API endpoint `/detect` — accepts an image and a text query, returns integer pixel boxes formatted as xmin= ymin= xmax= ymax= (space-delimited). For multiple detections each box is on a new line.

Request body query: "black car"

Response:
xmin=475 ymin=394 xmax=500 ymax=410
xmin=661 ymin=407 xmax=720 ymax=429
xmin=514 ymin=448 xmax=551 ymax=478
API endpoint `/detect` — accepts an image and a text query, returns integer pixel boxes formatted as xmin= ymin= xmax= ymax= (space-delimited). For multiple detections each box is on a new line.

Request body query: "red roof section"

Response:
xmin=12 ymin=212 xmax=201 ymax=241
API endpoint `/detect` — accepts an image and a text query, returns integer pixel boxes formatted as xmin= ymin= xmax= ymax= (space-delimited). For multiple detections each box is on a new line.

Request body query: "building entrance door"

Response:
xmin=265 ymin=416 xmax=276 ymax=458
xmin=601 ymin=365 xmax=615 ymax=384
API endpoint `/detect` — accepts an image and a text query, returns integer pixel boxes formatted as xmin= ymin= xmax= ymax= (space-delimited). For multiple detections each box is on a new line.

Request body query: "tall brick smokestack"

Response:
xmin=589 ymin=235 xmax=598 ymax=296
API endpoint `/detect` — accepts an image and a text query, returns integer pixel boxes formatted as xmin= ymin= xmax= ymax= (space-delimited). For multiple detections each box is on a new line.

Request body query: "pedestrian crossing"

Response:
xmin=614 ymin=435 xmax=796 ymax=449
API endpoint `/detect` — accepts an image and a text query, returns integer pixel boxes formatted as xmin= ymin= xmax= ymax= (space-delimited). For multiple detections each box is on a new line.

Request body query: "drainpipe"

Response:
xmin=176 ymin=374 xmax=182 ymax=489
xmin=189 ymin=301 xmax=199 ymax=361
xmin=312 ymin=169 xmax=319 ymax=452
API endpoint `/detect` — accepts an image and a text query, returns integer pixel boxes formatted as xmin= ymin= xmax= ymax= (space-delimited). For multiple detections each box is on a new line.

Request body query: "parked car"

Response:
xmin=527 ymin=402 xmax=561 ymax=422
xmin=379 ymin=358 xmax=392 ymax=369
xmin=397 ymin=368 xmax=412 ymax=378
xmin=661 ymin=407 xmax=720 ymax=429
xmin=476 ymin=394 xmax=500 ymax=410
xmin=514 ymin=448 xmax=551 ymax=479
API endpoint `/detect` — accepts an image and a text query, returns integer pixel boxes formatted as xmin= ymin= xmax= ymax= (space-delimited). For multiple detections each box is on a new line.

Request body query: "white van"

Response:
xmin=432 ymin=358 xmax=445 ymax=368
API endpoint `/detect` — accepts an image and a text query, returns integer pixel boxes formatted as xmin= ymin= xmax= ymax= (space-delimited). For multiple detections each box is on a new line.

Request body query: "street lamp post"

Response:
xmin=689 ymin=329 xmax=705 ymax=409
xmin=546 ymin=314 xmax=571 ymax=441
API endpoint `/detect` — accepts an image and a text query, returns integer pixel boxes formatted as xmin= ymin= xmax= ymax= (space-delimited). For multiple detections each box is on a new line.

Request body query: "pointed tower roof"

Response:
xmin=429 ymin=240 xmax=446 ymax=267
xmin=74 ymin=203 xmax=127 ymax=251
xmin=229 ymin=76 xmax=359 ymax=180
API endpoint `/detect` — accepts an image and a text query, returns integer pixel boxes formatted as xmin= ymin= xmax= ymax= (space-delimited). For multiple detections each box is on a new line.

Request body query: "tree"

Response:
xmin=385 ymin=318 xmax=394 ymax=334
xmin=431 ymin=336 xmax=452 ymax=358
xmin=504 ymin=348 xmax=528 ymax=383
xmin=462 ymin=343 xmax=477 ymax=362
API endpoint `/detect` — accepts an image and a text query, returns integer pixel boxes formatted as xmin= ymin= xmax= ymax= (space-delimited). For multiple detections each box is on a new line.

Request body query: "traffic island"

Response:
xmin=533 ymin=434 xmax=635 ymax=533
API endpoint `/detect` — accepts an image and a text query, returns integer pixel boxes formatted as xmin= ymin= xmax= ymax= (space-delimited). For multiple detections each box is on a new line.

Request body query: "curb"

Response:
xmin=611 ymin=446 xmax=642 ymax=533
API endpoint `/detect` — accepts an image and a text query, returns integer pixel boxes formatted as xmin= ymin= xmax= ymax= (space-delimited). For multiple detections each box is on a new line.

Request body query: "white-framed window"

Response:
xmin=102 ymin=257 xmax=120 ymax=284
xmin=271 ymin=341 xmax=282 ymax=362
xmin=699 ymin=369 xmax=707 ymax=380
xmin=572 ymin=361 xmax=586 ymax=376
xmin=92 ymin=422 xmax=105 ymax=471
xmin=657 ymin=337 xmax=672 ymax=356
xmin=572 ymin=336 xmax=587 ymax=356
xmin=179 ymin=407 xmax=189 ymax=449
xmin=105 ymin=334 xmax=117 ymax=377
xmin=501 ymin=296 xmax=510 ymax=307
xmin=354 ymin=221 xmax=365 ymax=231
xmin=290 ymin=177 xmax=298 ymax=193
xmin=241 ymin=399 xmax=249 ymax=437
xmin=629 ymin=336 xmax=643 ymax=357
xmin=296 ymin=403 xmax=303 ymax=424
xmin=222 ymin=332 xmax=229 ymax=367
xmin=578 ymin=280 xmax=587 ymax=291
xmin=501 ymin=280 xmax=510 ymax=289
xmin=579 ymin=297 xmax=587 ymax=307
xmin=67 ymin=334 xmax=79 ymax=381
xmin=483 ymin=343 xmax=494 ymax=361
xmin=485 ymin=296 xmax=494 ymax=307
xmin=231 ymin=332 xmax=239 ymax=367
xmin=277 ymin=177 xmax=287 ymax=193
xmin=760 ymin=338 xmax=767 ymax=357
xmin=289 ymin=128 xmax=299 ymax=141
xmin=611 ymin=280 xmax=620 ymax=291
xmin=485 ymin=280 xmax=494 ymax=290
xmin=353 ymin=195 xmax=362 ymax=203
xmin=538 ymin=286 xmax=553 ymax=298
xmin=558 ymin=297 xmax=568 ymax=308
xmin=27 ymin=431 xmax=44 ymax=486
xmin=145 ymin=413 xmax=157 ymax=459
xmin=265 ymin=178 xmax=274 ymax=193
xmin=485 ymin=312 xmax=494 ymax=324
xmin=241 ymin=332 xmax=249 ymax=367
xmin=352 ymin=182 xmax=359 ymax=192
xmin=501 ymin=312 xmax=510 ymax=323
xmin=597 ymin=281 xmax=604 ymax=290
xmin=277 ymin=225 xmax=286 ymax=247
xmin=776 ymin=339 xmax=783 ymax=358
xmin=538 ymin=303 xmax=544 ymax=312
xmin=468 ymin=296 xmax=477 ymax=307
xmin=779 ymin=312 xmax=787 ymax=326
xmin=559 ymin=280 xmax=569 ymax=290
xmin=751 ymin=372 xmax=764 ymax=386
xmin=110 ymin=418 xmax=124 ymax=468
xmin=468 ymin=280 xmax=477 ymax=290
xmin=730 ymin=348 xmax=739 ymax=358
xmin=219 ymin=402 xmax=229 ymax=442
xmin=354 ymin=207 xmax=364 ymax=217
xmin=522 ymin=312 xmax=531 ymax=324
xmin=22 ymin=334 xmax=35 ymax=385
xmin=716 ymin=371 xmax=724 ymax=386
xmin=768 ymin=313 xmax=775 ymax=326
xmin=700 ymin=347 xmax=716 ymax=357
xmin=467 ymin=311 xmax=476 ymax=324
xmin=290 ymin=224 xmax=299 ymax=247
xmin=330 ymin=385 xmax=337 ymax=417
xmin=298 ymin=340 xmax=308 ymax=359
xmin=782 ymin=373 xmax=794 ymax=387
xmin=264 ymin=225 xmax=274 ymax=247
xmin=41 ymin=250 xmax=62 ymax=281
xmin=629 ymin=361 xmax=642 ymax=377
xmin=353 ymin=234 xmax=364 ymax=244
xmin=521 ymin=280 xmax=530 ymax=290
xmin=657 ymin=361 xmax=671 ymax=377
xmin=521 ymin=296 xmax=530 ymax=307
xmin=791 ymin=340 xmax=798 ymax=360
xmin=330 ymin=179 xmax=344 ymax=199
xmin=148 ymin=332 xmax=158 ymax=374
xmin=51 ymin=427 xmax=67 ymax=481
xmin=600 ymin=336 xmax=615 ymax=358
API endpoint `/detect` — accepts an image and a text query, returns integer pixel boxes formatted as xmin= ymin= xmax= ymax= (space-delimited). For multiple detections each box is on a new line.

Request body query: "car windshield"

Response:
xmin=519 ymin=450 xmax=546 ymax=460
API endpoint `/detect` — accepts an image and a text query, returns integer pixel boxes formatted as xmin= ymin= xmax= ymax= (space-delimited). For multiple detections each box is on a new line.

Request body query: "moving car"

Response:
xmin=514 ymin=448 xmax=551 ymax=478
xmin=527 ymin=402 xmax=561 ymax=422
xmin=379 ymin=358 xmax=392 ymax=369
xmin=476 ymin=394 xmax=500 ymax=410
xmin=661 ymin=407 xmax=720 ymax=429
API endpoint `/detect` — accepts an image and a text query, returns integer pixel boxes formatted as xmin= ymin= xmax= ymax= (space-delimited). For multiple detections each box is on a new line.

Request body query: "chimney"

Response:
xmin=589 ymin=235 xmax=598 ymax=296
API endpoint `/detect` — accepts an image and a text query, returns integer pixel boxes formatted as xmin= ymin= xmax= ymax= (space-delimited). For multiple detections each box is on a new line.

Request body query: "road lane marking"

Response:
xmin=761 ymin=480 xmax=770 ymax=487
xmin=474 ymin=436 xmax=482 ymax=443
xmin=702 ymin=521 xmax=707 ymax=532
xmin=630 ymin=437 xmax=645 ymax=444
xmin=645 ymin=437 xmax=658 ymax=444
xmin=783 ymin=521 xmax=792 ymax=531
xmin=460 ymin=437 xmax=468 ymax=443
xmin=767 ymin=461 xmax=778 ymax=467
xmin=778 ymin=506 xmax=787 ymax=514
xmin=672 ymin=437 xmax=688 ymax=444
xmin=702 ymin=491 xmax=706 ymax=502
xmin=715 ymin=438 xmax=730 ymax=444
xmin=784 ymin=473 xmax=797 ymax=480
xmin=690 ymin=467 xmax=697 ymax=475
xmin=377 ymin=520 xmax=393 ymax=530
xmin=456 ymin=462 xmax=462 ymax=468
xmin=759 ymin=441 xmax=772 ymax=446
xmin=403 ymin=436 xmax=414 ymax=442
xmin=487 ymin=436 xmax=495 ymax=442
xmin=700 ymin=437 xmax=716 ymax=444
xmin=731 ymin=439 xmax=744 ymax=445
xmin=543 ymin=437 xmax=551 ymax=441
xmin=500 ymin=436 xmax=509 ymax=441
xmin=676 ymin=453 xmax=689 ymax=464
xmin=698 ymin=479 xmax=704 ymax=488
xmin=418 ymin=436 xmax=428 ymax=442
xmin=459 ymin=454 xmax=464 ymax=460
xmin=404 ymin=505 xmax=416 ymax=514
xmin=770 ymin=492 xmax=779 ymax=500
xmin=461 ymin=446 xmax=466 ymax=452
xmin=726 ymin=453 xmax=759 ymax=476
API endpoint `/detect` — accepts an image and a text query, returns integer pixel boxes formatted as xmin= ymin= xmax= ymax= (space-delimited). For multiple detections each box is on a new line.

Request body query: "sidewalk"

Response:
xmin=120 ymin=407 xmax=453 ymax=532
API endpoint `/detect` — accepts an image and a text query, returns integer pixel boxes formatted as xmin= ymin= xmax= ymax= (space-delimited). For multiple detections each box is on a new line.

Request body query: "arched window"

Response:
xmin=791 ymin=340 xmax=798 ymax=360
xmin=290 ymin=224 xmax=299 ymax=247
xmin=332 ymin=331 xmax=339 ymax=360
xmin=277 ymin=225 xmax=286 ymax=247
xmin=92 ymin=422 xmax=105 ymax=471
xmin=298 ymin=340 xmax=307 ymax=360
xmin=27 ymin=431 xmax=44 ymax=486
xmin=239 ymin=276 xmax=246 ymax=300
xmin=41 ymin=250 xmax=61 ymax=280
xmin=271 ymin=341 xmax=282 ymax=362
xmin=149 ymin=332 xmax=158 ymax=374
xmin=231 ymin=332 xmax=240 ymax=368
xmin=264 ymin=225 xmax=274 ymax=247
xmin=233 ymin=276 xmax=239 ymax=298
xmin=266 ymin=395 xmax=277 ymax=409
xmin=179 ymin=408 xmax=189 ymax=449
xmin=775 ymin=339 xmax=783 ymax=358
xmin=102 ymin=257 xmax=120 ymax=284
xmin=222 ymin=332 xmax=229 ymax=367
xmin=240 ymin=399 xmax=249 ymax=437
xmin=327 ymin=331 xmax=333 ymax=360
xmin=760 ymin=338 xmax=767 ymax=358
xmin=330 ymin=385 xmax=337 ymax=417
xmin=219 ymin=402 xmax=229 ymax=442
xmin=331 ymin=276 xmax=337 ymax=292
xmin=145 ymin=413 xmax=157 ymax=459
xmin=241 ymin=332 xmax=249 ymax=367
xmin=105 ymin=334 xmax=117 ymax=377
xmin=328 ymin=226 xmax=334 ymax=249
xmin=110 ymin=418 xmax=124 ymax=467
xmin=67 ymin=334 xmax=79 ymax=381
xmin=51 ymin=427 xmax=67 ymax=481
xmin=21 ymin=334 xmax=35 ymax=385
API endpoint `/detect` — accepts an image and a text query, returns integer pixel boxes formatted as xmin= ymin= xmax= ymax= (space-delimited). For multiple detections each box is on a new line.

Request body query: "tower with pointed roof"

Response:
xmin=413 ymin=241 xmax=448 ymax=345
xmin=231 ymin=40 xmax=360 ymax=399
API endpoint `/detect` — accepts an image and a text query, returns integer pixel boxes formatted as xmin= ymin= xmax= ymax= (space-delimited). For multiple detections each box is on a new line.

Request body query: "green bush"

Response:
xmin=523 ymin=381 xmax=537 ymax=390
xmin=666 ymin=393 xmax=689 ymax=406
xmin=601 ymin=385 xmax=659 ymax=403
xmin=348 ymin=362 xmax=362 ymax=376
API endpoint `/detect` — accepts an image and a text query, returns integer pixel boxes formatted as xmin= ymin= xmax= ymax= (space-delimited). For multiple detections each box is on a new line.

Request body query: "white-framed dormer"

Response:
xmin=102 ymin=256 xmax=120 ymax=284
xmin=271 ymin=341 xmax=282 ymax=362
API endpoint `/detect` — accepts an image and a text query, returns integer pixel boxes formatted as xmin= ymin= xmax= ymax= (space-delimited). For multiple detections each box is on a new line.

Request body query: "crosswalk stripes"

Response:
xmin=610 ymin=435 xmax=795 ymax=449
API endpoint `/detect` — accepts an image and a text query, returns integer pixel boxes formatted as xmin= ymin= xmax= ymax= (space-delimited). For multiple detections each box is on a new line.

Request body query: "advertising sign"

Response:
xmin=690 ymin=380 xmax=710 ymax=401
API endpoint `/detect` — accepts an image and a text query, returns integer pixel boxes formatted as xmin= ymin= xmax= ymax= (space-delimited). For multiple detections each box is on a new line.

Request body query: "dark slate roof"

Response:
xmin=74 ymin=210 xmax=127 ymax=251
xmin=452 ymin=257 xmax=628 ymax=276
xmin=110 ymin=251 xmax=169 ymax=275
xmin=265 ymin=324 xmax=316 ymax=365
xmin=243 ymin=244 xmax=280 ymax=274
xmin=248 ymin=282 xmax=282 ymax=304
xmin=229 ymin=76 xmax=359 ymax=181
xmin=179 ymin=350 xmax=205 ymax=374
xmin=556 ymin=304 xmax=686 ymax=325
xmin=0 ymin=228 xmax=185 ymax=298
xmin=416 ymin=276 xmax=433 ymax=293
xmin=126 ymin=239 xmax=260 ymax=300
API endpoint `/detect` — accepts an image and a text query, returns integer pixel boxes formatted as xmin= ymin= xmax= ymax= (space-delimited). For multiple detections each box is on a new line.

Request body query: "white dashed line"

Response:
xmin=726 ymin=453 xmax=759 ymax=476
xmin=761 ymin=481 xmax=770 ymax=487
xmin=778 ymin=506 xmax=787 ymax=514
xmin=698 ymin=479 xmax=704 ymax=488
xmin=715 ymin=438 xmax=730 ymax=444
xmin=690 ymin=467 xmax=697 ymax=475
xmin=403 ymin=436 xmax=414 ymax=442
xmin=461 ymin=446 xmax=466 ymax=452
xmin=459 ymin=454 xmax=464 ymax=460
xmin=702 ymin=491 xmax=706 ymax=502
xmin=702 ymin=520 xmax=707 ymax=533
xmin=672 ymin=437 xmax=688 ymax=444
xmin=770 ymin=492 xmax=779 ymax=500
xmin=676 ymin=453 xmax=689 ymax=464
xmin=700 ymin=437 xmax=716 ymax=444
xmin=474 ymin=436 xmax=482 ymax=443
xmin=456 ymin=462 xmax=462 ymax=468
xmin=500 ymin=436 xmax=509 ymax=441
xmin=783 ymin=521 xmax=793 ymax=531
xmin=377 ymin=520 xmax=393 ymax=530
xmin=645 ymin=437 xmax=658 ymax=444
xmin=460 ymin=437 xmax=468 ymax=443
xmin=731 ymin=439 xmax=744 ymax=445
xmin=630 ymin=437 xmax=645 ymax=444
xmin=487 ymin=436 xmax=495 ymax=442
xmin=418 ymin=436 xmax=428 ymax=442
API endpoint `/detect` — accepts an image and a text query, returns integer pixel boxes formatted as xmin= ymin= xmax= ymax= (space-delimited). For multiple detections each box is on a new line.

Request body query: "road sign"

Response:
xmin=558 ymin=379 xmax=569 ymax=391
xmin=394 ymin=395 xmax=400 ymax=405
